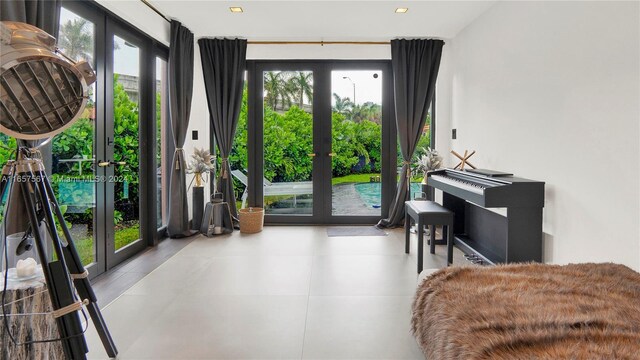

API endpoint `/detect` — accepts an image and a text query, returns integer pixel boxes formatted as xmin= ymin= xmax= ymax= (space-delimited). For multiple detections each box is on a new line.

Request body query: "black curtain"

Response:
xmin=0 ymin=0 xmax=60 ymax=235
xmin=0 ymin=0 xmax=60 ymax=37
xmin=167 ymin=21 xmax=196 ymax=238
xmin=378 ymin=39 xmax=444 ymax=228
xmin=198 ymin=38 xmax=247 ymax=226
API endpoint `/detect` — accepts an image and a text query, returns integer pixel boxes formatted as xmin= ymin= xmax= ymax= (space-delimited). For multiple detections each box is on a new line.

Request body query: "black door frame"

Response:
xmin=153 ymin=46 xmax=170 ymax=242
xmin=61 ymin=0 xmax=167 ymax=277
xmin=104 ymin=18 xmax=148 ymax=269
xmin=59 ymin=0 xmax=107 ymax=278
xmin=247 ymin=60 xmax=395 ymax=225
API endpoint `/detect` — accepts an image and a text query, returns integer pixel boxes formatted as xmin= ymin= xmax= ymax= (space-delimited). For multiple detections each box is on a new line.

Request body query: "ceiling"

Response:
xmin=149 ymin=1 xmax=497 ymax=40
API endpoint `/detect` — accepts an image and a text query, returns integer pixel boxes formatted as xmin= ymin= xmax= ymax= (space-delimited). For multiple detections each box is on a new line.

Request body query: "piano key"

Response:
xmin=430 ymin=174 xmax=484 ymax=195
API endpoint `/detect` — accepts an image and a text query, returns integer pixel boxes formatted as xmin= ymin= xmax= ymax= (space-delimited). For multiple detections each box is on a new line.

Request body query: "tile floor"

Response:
xmin=90 ymin=236 xmax=195 ymax=305
xmin=84 ymin=226 xmax=467 ymax=359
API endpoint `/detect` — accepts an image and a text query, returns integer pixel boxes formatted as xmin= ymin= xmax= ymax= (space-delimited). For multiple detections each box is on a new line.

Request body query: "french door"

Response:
xmin=49 ymin=2 xmax=160 ymax=278
xmin=248 ymin=61 xmax=395 ymax=224
xmin=101 ymin=20 xmax=148 ymax=269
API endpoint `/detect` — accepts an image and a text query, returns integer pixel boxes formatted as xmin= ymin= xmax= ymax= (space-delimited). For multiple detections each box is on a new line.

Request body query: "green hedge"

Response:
xmin=0 ymin=134 xmax=16 ymax=167
xmin=229 ymin=88 xmax=384 ymax=183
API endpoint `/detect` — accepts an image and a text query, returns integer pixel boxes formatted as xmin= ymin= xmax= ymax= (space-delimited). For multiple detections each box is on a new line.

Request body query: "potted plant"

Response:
xmin=187 ymin=147 xmax=216 ymax=231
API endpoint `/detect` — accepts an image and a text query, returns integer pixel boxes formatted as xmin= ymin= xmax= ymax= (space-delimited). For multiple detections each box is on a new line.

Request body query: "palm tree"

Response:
xmin=279 ymin=73 xmax=295 ymax=110
xmin=264 ymin=71 xmax=283 ymax=111
xmin=352 ymin=102 xmax=382 ymax=123
xmin=288 ymin=72 xmax=313 ymax=108
xmin=332 ymin=93 xmax=353 ymax=116
xmin=58 ymin=19 xmax=93 ymax=63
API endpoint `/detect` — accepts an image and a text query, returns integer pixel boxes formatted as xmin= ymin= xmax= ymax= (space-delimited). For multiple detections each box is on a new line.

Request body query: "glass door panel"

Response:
xmin=230 ymin=71 xmax=249 ymax=211
xmin=112 ymin=35 xmax=141 ymax=252
xmin=155 ymin=57 xmax=168 ymax=229
xmin=252 ymin=61 xmax=392 ymax=224
xmin=28 ymin=2 xmax=161 ymax=276
xmin=262 ymin=70 xmax=314 ymax=216
xmin=52 ymin=7 xmax=97 ymax=267
xmin=330 ymin=70 xmax=383 ymax=216
xmin=398 ymin=106 xmax=432 ymax=200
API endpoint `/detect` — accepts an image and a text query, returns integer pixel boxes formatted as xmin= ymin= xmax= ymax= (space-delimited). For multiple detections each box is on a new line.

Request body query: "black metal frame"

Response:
xmin=153 ymin=46 xmax=170 ymax=242
xmin=246 ymin=60 xmax=395 ymax=225
xmin=431 ymin=92 xmax=436 ymax=150
xmin=58 ymin=1 xmax=105 ymax=278
xmin=104 ymin=15 xmax=146 ymax=269
xmin=60 ymin=0 xmax=169 ymax=276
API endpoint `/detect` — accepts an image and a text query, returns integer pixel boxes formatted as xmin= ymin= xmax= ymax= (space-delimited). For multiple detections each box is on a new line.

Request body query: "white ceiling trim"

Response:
xmin=149 ymin=1 xmax=497 ymax=40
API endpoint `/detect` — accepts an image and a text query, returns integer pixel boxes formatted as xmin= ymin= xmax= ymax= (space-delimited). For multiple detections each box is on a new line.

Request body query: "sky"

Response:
xmin=331 ymin=70 xmax=383 ymax=106
xmin=263 ymin=70 xmax=384 ymax=106
xmin=60 ymin=7 xmax=140 ymax=77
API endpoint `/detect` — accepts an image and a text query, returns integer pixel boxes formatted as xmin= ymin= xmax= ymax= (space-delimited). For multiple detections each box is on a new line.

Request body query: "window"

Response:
xmin=156 ymin=56 xmax=168 ymax=229
xmin=112 ymin=34 xmax=141 ymax=251
xmin=53 ymin=0 xmax=167 ymax=276
xmin=228 ymin=71 xmax=248 ymax=210
xmin=52 ymin=6 xmax=98 ymax=266
xmin=261 ymin=70 xmax=314 ymax=215
xmin=399 ymin=104 xmax=434 ymax=200
xmin=248 ymin=61 xmax=394 ymax=224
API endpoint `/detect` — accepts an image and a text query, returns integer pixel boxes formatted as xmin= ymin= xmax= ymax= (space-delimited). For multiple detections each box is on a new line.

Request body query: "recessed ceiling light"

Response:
xmin=230 ymin=7 xmax=243 ymax=13
xmin=395 ymin=7 xmax=408 ymax=13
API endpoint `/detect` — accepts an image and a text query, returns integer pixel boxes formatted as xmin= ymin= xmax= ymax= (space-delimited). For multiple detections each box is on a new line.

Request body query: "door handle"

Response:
xmin=328 ymin=152 xmax=336 ymax=157
xmin=97 ymin=160 xmax=127 ymax=167
xmin=307 ymin=153 xmax=317 ymax=157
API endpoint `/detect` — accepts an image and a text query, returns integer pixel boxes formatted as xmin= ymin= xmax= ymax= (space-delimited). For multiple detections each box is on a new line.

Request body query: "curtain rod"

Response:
xmin=247 ymin=41 xmax=390 ymax=45
xmin=141 ymin=0 xmax=171 ymax=23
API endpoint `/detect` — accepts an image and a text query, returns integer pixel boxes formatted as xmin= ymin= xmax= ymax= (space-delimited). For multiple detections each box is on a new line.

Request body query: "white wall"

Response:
xmin=96 ymin=0 xmax=170 ymax=45
xmin=246 ymin=44 xmax=390 ymax=60
xmin=435 ymin=46 xmax=454 ymax=166
xmin=448 ymin=1 xmax=640 ymax=270
xmin=186 ymin=45 xmax=212 ymax=205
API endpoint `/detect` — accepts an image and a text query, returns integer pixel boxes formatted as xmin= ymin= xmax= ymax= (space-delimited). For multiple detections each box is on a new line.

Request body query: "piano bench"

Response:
xmin=404 ymin=200 xmax=454 ymax=273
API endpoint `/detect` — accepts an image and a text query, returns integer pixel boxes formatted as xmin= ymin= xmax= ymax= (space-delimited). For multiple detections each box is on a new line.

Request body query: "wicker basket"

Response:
xmin=239 ymin=207 xmax=264 ymax=234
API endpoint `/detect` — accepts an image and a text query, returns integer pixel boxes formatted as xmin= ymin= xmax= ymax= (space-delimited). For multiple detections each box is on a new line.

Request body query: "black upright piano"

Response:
xmin=425 ymin=168 xmax=545 ymax=265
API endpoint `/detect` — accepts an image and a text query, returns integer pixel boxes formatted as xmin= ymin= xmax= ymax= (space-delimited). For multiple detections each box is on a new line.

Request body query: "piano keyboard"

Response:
xmin=425 ymin=168 xmax=545 ymax=264
xmin=430 ymin=174 xmax=485 ymax=194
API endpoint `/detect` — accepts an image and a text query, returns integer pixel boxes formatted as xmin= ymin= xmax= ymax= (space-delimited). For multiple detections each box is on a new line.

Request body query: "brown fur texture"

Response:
xmin=412 ymin=263 xmax=640 ymax=360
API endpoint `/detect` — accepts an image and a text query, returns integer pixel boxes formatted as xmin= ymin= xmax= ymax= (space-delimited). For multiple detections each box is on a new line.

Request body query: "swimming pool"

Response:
xmin=354 ymin=182 xmax=422 ymax=208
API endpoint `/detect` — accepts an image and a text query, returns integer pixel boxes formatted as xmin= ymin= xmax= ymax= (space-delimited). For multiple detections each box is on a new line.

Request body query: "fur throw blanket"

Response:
xmin=412 ymin=263 xmax=640 ymax=360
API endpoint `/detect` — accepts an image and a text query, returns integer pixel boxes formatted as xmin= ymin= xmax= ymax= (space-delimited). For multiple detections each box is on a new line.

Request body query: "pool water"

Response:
xmin=354 ymin=182 xmax=422 ymax=208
